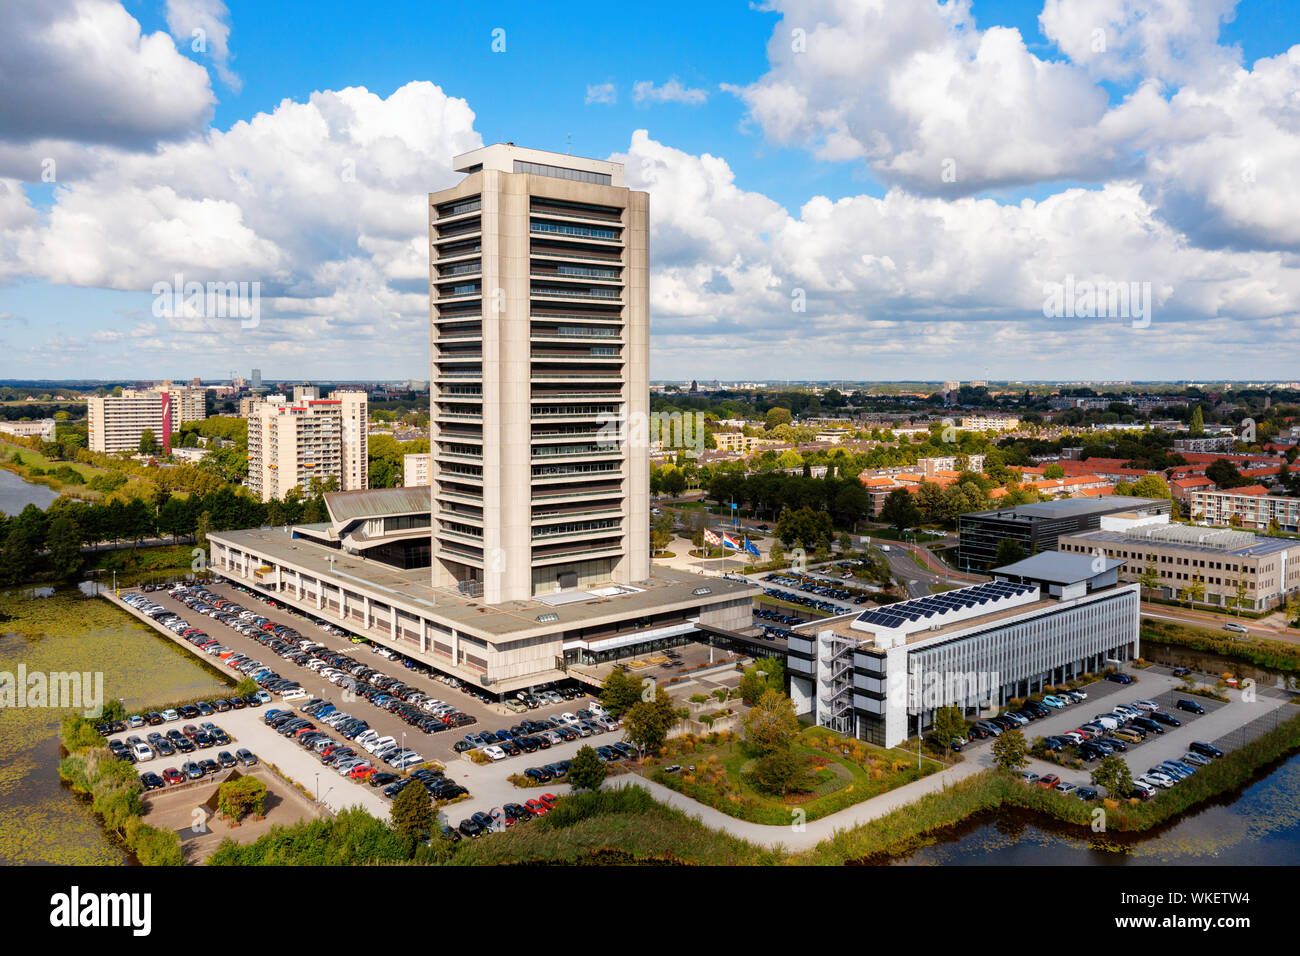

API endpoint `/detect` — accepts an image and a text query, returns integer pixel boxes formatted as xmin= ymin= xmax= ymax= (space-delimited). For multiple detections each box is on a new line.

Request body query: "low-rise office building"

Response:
xmin=787 ymin=552 xmax=1138 ymax=747
xmin=958 ymin=496 xmax=1171 ymax=570
xmin=1059 ymin=521 xmax=1300 ymax=612
xmin=207 ymin=487 xmax=757 ymax=693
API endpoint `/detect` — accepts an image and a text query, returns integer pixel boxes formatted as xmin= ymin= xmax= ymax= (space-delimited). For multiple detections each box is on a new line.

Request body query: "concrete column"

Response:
xmin=364 ymin=596 xmax=371 ymax=629
xmin=316 ymin=580 xmax=322 ymax=610
xmin=452 ymin=628 xmax=460 ymax=663
xmin=421 ymin=619 xmax=429 ymax=653
xmin=390 ymin=609 xmax=397 ymax=642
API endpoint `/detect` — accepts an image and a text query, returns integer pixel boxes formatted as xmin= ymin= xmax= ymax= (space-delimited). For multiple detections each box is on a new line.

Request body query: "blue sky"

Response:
xmin=2 ymin=0 xmax=1299 ymax=382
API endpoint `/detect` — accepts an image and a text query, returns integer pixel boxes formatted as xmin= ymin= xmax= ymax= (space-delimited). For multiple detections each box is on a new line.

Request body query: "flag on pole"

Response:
xmin=721 ymin=532 xmax=741 ymax=550
xmin=703 ymin=529 xmax=722 ymax=546
xmin=744 ymin=536 xmax=761 ymax=557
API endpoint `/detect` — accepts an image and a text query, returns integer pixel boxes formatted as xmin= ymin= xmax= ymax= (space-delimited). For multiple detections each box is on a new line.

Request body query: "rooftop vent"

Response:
xmin=692 ymin=586 xmax=712 ymax=595
xmin=536 ymin=612 xmax=559 ymax=623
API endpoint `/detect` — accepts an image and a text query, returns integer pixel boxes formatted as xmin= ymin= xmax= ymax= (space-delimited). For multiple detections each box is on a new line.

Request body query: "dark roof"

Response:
xmin=992 ymin=551 xmax=1124 ymax=584
xmin=964 ymin=496 xmax=1166 ymax=522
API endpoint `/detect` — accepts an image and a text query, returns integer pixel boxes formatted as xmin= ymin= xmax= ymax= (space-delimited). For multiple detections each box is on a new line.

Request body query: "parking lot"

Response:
xmin=963 ymin=665 xmax=1296 ymax=796
xmin=110 ymin=581 xmax=638 ymax=826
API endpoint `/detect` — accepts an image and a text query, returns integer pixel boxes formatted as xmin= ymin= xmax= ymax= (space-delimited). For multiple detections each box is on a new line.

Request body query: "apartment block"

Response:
xmin=1190 ymin=487 xmax=1300 ymax=533
xmin=1059 ymin=522 xmax=1300 ymax=612
xmin=403 ymin=452 xmax=430 ymax=487
xmin=87 ymin=385 xmax=204 ymax=454
xmin=428 ymin=143 xmax=649 ymax=602
xmin=0 ymin=419 xmax=56 ymax=441
xmin=246 ymin=391 xmax=368 ymax=501
xmin=960 ymin=414 xmax=1021 ymax=432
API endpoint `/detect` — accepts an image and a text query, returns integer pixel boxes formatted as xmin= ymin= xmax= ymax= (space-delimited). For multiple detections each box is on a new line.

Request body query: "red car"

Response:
xmin=539 ymin=793 xmax=559 ymax=810
xmin=525 ymin=799 xmax=549 ymax=816
xmin=1036 ymin=774 xmax=1061 ymax=789
xmin=161 ymin=767 xmax=184 ymax=786
xmin=349 ymin=765 xmax=375 ymax=781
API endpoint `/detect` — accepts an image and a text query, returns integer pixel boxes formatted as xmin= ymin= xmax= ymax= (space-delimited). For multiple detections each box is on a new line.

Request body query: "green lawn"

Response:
xmin=641 ymin=726 xmax=942 ymax=825
xmin=1 ymin=438 xmax=108 ymax=481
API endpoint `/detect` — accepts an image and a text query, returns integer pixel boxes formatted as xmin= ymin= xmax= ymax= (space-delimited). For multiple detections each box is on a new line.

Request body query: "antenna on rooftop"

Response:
xmin=567 ymin=133 xmax=572 ymax=154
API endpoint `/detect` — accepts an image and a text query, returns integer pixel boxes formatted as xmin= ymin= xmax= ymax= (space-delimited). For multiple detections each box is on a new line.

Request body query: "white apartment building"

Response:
xmin=246 ymin=391 xmax=368 ymax=501
xmin=961 ymin=414 xmax=1021 ymax=432
xmin=403 ymin=452 xmax=430 ymax=487
xmin=428 ymin=143 xmax=649 ymax=602
xmin=87 ymin=385 xmax=205 ymax=453
xmin=0 ymin=419 xmax=56 ymax=441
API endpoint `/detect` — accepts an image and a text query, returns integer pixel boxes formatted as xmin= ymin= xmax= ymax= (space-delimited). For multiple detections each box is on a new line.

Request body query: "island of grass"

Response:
xmin=637 ymin=726 xmax=943 ymax=825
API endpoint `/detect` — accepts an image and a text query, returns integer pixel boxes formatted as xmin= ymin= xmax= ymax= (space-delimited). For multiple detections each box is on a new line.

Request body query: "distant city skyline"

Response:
xmin=1 ymin=1 xmax=1299 ymax=380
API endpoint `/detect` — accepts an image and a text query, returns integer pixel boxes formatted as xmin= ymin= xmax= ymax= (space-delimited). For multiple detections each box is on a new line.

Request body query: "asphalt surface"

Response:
xmin=116 ymin=582 xmax=631 ymax=824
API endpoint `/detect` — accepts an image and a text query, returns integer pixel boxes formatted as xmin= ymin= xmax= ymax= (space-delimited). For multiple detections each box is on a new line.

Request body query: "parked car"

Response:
xmin=1105 ymin=672 xmax=1133 ymax=684
xmin=1175 ymin=698 xmax=1206 ymax=715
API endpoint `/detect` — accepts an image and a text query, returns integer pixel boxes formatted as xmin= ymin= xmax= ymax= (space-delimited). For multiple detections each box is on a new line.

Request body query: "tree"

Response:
xmin=650 ymin=511 xmax=674 ymax=554
xmin=390 ymin=777 xmax=435 ymax=845
xmin=765 ymin=407 xmax=792 ymax=430
xmin=1091 ymin=754 xmax=1134 ymax=798
xmin=568 ymin=745 xmax=607 ymax=791
xmin=750 ymin=748 xmax=816 ymax=795
xmin=138 ymin=428 xmax=159 ymax=455
xmin=1189 ymin=405 xmax=1205 ymax=436
xmin=1043 ymin=463 xmax=1065 ymax=479
xmin=991 ymin=727 xmax=1028 ymax=772
xmin=993 ymin=537 xmax=1026 ymax=568
xmin=879 ymin=487 xmax=921 ymax=534
xmin=45 ymin=513 xmax=83 ymax=579
xmin=599 ymin=668 xmax=643 ymax=720
xmin=1186 ymin=573 xmax=1206 ymax=607
xmin=742 ymin=689 xmax=801 ymax=757
xmin=1131 ymin=474 xmax=1172 ymax=500
xmin=1206 ymin=458 xmax=1244 ymax=489
xmin=737 ymin=657 xmax=784 ymax=705
xmin=622 ymin=686 xmax=679 ymax=760
xmin=931 ymin=706 xmax=967 ymax=758
xmin=216 ymin=776 xmax=268 ymax=823
xmin=661 ymin=467 xmax=686 ymax=497
xmin=1138 ymin=562 xmax=1160 ymax=596
xmin=195 ymin=510 xmax=212 ymax=553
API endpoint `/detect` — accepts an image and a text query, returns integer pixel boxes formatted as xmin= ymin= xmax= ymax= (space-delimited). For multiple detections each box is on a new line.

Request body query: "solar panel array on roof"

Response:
xmin=854 ymin=580 xmax=1037 ymax=630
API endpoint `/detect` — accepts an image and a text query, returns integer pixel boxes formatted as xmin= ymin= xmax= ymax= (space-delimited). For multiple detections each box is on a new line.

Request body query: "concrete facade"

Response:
xmin=429 ymin=144 xmax=649 ymax=603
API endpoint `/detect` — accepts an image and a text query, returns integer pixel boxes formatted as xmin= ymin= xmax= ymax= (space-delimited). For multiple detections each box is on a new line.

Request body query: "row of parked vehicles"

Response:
xmin=753 ymin=607 xmax=804 ymax=626
xmin=109 ymin=721 xmax=234 ymax=764
xmin=1022 ymin=741 xmax=1224 ymax=800
xmin=522 ymin=741 xmax=634 ymax=783
xmin=93 ymin=693 xmax=270 ymax=738
xmin=170 ymin=584 xmax=482 ymax=736
xmin=138 ymin=749 xmax=258 ymax=790
xmin=453 ymin=706 xmax=620 ymax=759
xmin=454 ymin=793 xmax=561 ymax=839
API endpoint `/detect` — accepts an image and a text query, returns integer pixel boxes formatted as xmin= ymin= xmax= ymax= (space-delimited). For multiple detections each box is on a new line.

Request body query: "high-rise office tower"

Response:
xmin=428 ymin=144 xmax=649 ymax=603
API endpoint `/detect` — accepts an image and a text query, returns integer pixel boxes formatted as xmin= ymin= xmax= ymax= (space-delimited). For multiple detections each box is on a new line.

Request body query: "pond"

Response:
xmin=0 ymin=585 xmax=230 ymax=864
xmin=0 ymin=468 xmax=59 ymax=514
